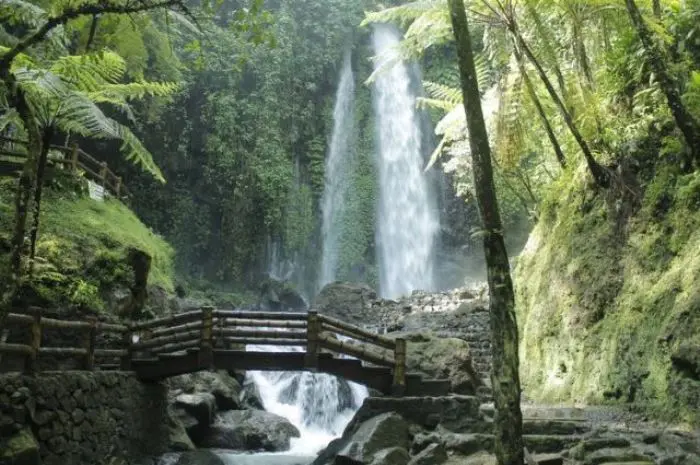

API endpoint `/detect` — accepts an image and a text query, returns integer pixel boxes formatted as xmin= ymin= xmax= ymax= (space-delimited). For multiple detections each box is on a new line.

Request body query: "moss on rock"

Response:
xmin=515 ymin=161 xmax=700 ymax=426
xmin=0 ymin=428 xmax=40 ymax=465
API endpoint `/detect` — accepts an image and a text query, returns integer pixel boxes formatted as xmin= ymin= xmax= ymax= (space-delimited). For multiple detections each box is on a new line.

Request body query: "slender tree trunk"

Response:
xmin=447 ymin=2 xmax=524 ymax=465
xmin=513 ymin=45 xmax=566 ymax=168
xmin=85 ymin=14 xmax=99 ymax=52
xmin=625 ymin=0 xmax=700 ymax=166
xmin=652 ymin=0 xmax=661 ymax=18
xmin=1 ymin=74 xmax=42 ymax=328
xmin=28 ymin=127 xmax=54 ymax=268
xmin=511 ymin=27 xmax=609 ymax=187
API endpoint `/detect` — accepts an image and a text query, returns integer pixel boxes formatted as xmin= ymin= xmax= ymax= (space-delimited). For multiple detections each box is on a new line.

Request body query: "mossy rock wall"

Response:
xmin=514 ymin=162 xmax=700 ymax=426
xmin=0 ymin=372 xmax=170 ymax=465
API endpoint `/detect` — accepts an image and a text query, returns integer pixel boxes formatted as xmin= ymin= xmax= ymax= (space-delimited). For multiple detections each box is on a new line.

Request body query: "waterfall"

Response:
xmin=319 ymin=52 xmax=356 ymax=289
xmin=371 ymin=25 xmax=439 ymax=299
xmin=246 ymin=343 xmax=368 ymax=455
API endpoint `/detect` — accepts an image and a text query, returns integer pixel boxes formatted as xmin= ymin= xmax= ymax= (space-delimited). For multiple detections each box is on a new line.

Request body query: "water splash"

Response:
xmin=319 ymin=52 xmax=356 ymax=289
xmin=371 ymin=25 xmax=439 ymax=299
xmin=246 ymin=344 xmax=368 ymax=455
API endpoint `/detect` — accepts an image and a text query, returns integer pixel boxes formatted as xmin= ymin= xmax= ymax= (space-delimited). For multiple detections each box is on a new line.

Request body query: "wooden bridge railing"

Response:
xmin=0 ymin=136 xmax=126 ymax=199
xmin=0 ymin=307 xmax=408 ymax=392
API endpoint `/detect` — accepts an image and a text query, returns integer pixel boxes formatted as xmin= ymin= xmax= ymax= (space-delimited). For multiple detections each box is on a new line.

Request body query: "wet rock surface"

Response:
xmin=197 ymin=409 xmax=300 ymax=452
xmin=312 ymin=397 xmax=700 ymax=465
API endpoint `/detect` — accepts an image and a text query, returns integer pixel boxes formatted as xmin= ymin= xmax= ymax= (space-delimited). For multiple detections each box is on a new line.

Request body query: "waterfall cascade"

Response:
xmin=371 ymin=25 xmax=439 ymax=299
xmin=319 ymin=52 xmax=356 ymax=289
xmin=247 ymin=344 xmax=368 ymax=454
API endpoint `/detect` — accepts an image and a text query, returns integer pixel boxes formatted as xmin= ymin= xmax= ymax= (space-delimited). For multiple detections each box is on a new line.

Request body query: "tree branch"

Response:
xmin=0 ymin=0 xmax=189 ymax=73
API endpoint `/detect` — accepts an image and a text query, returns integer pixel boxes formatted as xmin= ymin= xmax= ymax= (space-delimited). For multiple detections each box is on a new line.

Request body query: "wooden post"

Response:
xmin=99 ymin=162 xmax=107 ymax=186
xmin=305 ymin=311 xmax=320 ymax=370
xmin=198 ymin=307 xmax=214 ymax=369
xmin=120 ymin=323 xmax=133 ymax=370
xmin=115 ymin=177 xmax=122 ymax=197
xmin=70 ymin=144 xmax=79 ymax=172
xmin=391 ymin=338 xmax=407 ymax=396
xmin=24 ymin=309 xmax=42 ymax=373
xmin=84 ymin=317 xmax=98 ymax=370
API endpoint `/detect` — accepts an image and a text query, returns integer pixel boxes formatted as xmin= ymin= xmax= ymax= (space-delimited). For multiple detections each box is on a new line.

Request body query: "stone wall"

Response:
xmin=0 ymin=372 xmax=169 ymax=465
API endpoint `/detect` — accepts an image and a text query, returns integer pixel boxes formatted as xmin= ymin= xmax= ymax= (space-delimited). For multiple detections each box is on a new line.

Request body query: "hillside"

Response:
xmin=515 ymin=147 xmax=700 ymax=426
xmin=0 ymin=174 xmax=175 ymax=317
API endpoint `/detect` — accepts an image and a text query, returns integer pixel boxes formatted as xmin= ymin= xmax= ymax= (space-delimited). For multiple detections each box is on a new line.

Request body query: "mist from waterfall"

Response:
xmin=319 ymin=52 xmax=355 ymax=290
xmin=371 ymin=25 xmax=439 ymax=299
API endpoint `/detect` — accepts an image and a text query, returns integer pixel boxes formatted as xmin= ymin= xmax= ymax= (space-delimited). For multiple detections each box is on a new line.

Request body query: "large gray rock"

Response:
xmin=404 ymin=333 xmax=480 ymax=394
xmin=259 ymin=278 xmax=307 ymax=311
xmin=313 ymin=282 xmax=377 ymax=324
xmin=408 ymin=443 xmax=447 ymax=465
xmin=351 ymin=396 xmax=482 ymax=433
xmin=370 ymin=448 xmax=410 ymax=465
xmin=335 ymin=413 xmax=411 ymax=465
xmin=240 ymin=377 xmax=264 ymax=410
xmin=198 ymin=409 xmax=300 ymax=452
xmin=166 ymin=409 xmax=194 ymax=452
xmin=168 ymin=370 xmax=242 ymax=411
xmin=175 ymin=450 xmax=225 ymax=465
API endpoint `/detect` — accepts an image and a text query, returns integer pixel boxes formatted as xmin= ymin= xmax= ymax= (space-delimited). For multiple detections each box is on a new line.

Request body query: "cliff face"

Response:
xmin=514 ymin=158 xmax=700 ymax=426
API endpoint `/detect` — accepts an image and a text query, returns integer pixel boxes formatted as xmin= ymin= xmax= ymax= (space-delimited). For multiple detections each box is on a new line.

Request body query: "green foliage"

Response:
xmin=0 ymin=176 xmax=175 ymax=312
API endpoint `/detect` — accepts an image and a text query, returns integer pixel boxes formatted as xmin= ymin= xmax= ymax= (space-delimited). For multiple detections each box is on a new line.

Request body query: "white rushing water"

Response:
xmin=319 ymin=52 xmax=356 ymax=289
xmin=371 ymin=25 xmax=439 ymax=299
xmin=246 ymin=344 xmax=368 ymax=455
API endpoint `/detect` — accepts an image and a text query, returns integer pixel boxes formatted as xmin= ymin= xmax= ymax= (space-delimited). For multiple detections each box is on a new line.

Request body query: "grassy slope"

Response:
xmin=0 ymin=175 xmax=175 ymax=313
xmin=515 ymin=158 xmax=700 ymax=426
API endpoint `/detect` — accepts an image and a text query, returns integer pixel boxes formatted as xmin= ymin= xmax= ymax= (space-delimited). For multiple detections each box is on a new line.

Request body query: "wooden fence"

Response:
xmin=0 ymin=136 xmax=125 ymax=198
xmin=0 ymin=308 xmax=407 ymax=393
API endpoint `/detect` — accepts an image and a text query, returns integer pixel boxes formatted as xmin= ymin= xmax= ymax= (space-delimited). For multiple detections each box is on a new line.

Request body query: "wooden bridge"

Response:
xmin=0 ymin=308 xmax=450 ymax=396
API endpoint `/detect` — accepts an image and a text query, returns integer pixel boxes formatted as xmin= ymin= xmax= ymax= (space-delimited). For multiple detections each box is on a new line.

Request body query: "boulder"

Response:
xmin=174 ymin=392 xmax=216 ymax=426
xmin=313 ymin=282 xmax=377 ymax=324
xmin=259 ymin=278 xmax=307 ymax=311
xmin=335 ymin=413 xmax=411 ymax=465
xmin=240 ymin=377 xmax=265 ymax=410
xmin=166 ymin=409 xmax=195 ymax=452
xmin=0 ymin=428 xmax=40 ymax=465
xmin=408 ymin=443 xmax=447 ymax=465
xmin=370 ymin=448 xmax=410 ymax=465
xmin=168 ymin=370 xmax=242 ymax=411
xmin=171 ymin=392 xmax=216 ymax=442
xmin=175 ymin=450 xmax=225 ymax=465
xmin=404 ymin=333 xmax=480 ymax=394
xmin=198 ymin=409 xmax=300 ymax=452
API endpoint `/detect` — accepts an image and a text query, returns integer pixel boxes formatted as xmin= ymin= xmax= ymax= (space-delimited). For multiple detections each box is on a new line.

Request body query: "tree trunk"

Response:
xmin=512 ymin=27 xmax=609 ymax=187
xmin=513 ymin=45 xmax=566 ymax=168
xmin=447 ymin=2 xmax=524 ymax=465
xmin=1 ymin=76 xmax=41 ymax=329
xmin=652 ymin=0 xmax=661 ymax=18
xmin=625 ymin=0 xmax=700 ymax=166
xmin=28 ymin=127 xmax=54 ymax=267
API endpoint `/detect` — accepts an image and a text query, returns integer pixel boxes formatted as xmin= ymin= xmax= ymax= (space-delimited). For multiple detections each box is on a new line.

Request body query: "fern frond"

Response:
xmin=89 ymin=81 xmax=180 ymax=102
xmin=423 ymin=81 xmax=463 ymax=106
xmin=361 ymin=1 xmax=439 ymax=28
xmin=0 ymin=0 xmax=46 ymax=29
xmin=49 ymin=51 xmax=127 ymax=92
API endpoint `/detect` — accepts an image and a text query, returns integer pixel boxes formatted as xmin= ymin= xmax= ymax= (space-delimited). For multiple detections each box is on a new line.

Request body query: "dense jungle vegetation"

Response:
xmin=0 ymin=0 xmax=699 ymax=449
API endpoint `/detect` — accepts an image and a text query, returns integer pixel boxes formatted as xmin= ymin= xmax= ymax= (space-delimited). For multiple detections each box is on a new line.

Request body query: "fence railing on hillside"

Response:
xmin=0 ymin=307 xmax=408 ymax=393
xmin=0 ymin=136 xmax=126 ymax=199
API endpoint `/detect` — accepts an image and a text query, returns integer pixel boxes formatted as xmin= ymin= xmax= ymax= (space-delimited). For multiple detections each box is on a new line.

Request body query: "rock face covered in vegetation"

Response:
xmin=515 ymin=158 xmax=700 ymax=425
xmin=0 ymin=176 xmax=176 ymax=318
